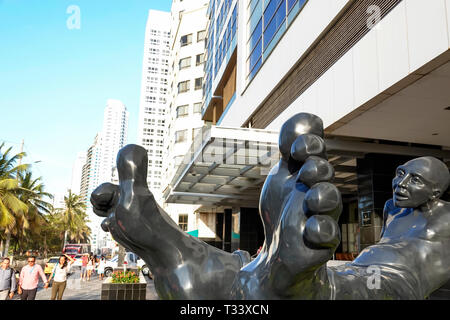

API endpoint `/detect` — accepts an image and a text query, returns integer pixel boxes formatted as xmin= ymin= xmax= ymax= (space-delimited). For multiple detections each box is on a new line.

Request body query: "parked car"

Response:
xmin=44 ymin=256 xmax=59 ymax=276
xmin=72 ymin=254 xmax=83 ymax=267
xmin=104 ymin=252 xmax=152 ymax=279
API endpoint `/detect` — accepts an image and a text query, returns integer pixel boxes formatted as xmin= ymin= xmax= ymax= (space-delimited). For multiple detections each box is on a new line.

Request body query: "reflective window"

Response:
xmin=180 ymin=34 xmax=192 ymax=47
xmin=246 ymin=0 xmax=308 ymax=80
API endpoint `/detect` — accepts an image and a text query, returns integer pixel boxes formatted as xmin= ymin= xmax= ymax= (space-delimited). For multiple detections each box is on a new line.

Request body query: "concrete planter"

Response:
xmin=101 ymin=269 xmax=147 ymax=300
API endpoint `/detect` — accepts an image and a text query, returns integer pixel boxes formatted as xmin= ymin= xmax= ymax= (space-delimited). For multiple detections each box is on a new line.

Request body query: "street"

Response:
xmin=11 ymin=267 xmax=159 ymax=300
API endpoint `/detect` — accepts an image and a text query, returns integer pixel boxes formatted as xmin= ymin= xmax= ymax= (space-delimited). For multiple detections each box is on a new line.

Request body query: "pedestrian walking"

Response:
xmin=18 ymin=256 xmax=49 ymax=300
xmin=97 ymin=256 xmax=106 ymax=280
xmin=80 ymin=253 xmax=88 ymax=281
xmin=47 ymin=254 xmax=75 ymax=300
xmin=86 ymin=255 xmax=95 ymax=281
xmin=0 ymin=257 xmax=17 ymax=300
xmin=92 ymin=255 xmax=98 ymax=277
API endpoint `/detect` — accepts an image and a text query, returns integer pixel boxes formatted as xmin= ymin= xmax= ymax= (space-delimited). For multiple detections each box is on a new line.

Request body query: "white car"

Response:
xmin=72 ymin=255 xmax=83 ymax=268
xmin=104 ymin=252 xmax=152 ymax=278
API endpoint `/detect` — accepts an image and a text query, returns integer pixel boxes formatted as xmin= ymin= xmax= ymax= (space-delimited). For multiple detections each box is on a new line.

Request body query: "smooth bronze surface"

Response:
xmin=91 ymin=113 xmax=450 ymax=299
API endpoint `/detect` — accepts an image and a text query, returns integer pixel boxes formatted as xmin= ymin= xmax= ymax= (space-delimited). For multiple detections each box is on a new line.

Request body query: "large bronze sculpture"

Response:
xmin=91 ymin=113 xmax=450 ymax=299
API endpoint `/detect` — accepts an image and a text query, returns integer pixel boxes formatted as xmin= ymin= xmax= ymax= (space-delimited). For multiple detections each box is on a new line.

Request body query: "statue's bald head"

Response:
xmin=405 ymin=157 xmax=450 ymax=195
xmin=393 ymin=156 xmax=450 ymax=208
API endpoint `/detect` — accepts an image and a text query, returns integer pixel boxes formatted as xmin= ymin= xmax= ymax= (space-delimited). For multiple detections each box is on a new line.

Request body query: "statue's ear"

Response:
xmin=431 ymin=189 xmax=441 ymax=200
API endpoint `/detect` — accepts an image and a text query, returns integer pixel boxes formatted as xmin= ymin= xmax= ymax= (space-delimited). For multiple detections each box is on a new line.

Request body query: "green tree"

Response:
xmin=13 ymin=171 xmax=53 ymax=254
xmin=54 ymin=190 xmax=90 ymax=248
xmin=0 ymin=143 xmax=29 ymax=256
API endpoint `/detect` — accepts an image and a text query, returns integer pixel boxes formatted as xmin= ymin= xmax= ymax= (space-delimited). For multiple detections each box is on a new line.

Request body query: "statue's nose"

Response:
xmin=397 ymin=173 xmax=411 ymax=188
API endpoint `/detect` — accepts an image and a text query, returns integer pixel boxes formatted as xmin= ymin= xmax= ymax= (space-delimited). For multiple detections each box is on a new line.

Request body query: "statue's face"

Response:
xmin=392 ymin=160 xmax=436 ymax=208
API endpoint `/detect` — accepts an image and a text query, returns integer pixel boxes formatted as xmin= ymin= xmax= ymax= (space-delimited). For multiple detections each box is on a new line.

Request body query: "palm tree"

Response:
xmin=0 ymin=142 xmax=29 ymax=256
xmin=67 ymin=210 xmax=91 ymax=243
xmin=13 ymin=171 xmax=53 ymax=254
xmin=55 ymin=190 xmax=89 ymax=248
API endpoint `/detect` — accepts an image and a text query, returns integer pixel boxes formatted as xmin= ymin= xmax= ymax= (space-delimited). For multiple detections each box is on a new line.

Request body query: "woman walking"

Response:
xmin=86 ymin=255 xmax=95 ymax=281
xmin=48 ymin=254 xmax=75 ymax=300
xmin=97 ymin=256 xmax=106 ymax=280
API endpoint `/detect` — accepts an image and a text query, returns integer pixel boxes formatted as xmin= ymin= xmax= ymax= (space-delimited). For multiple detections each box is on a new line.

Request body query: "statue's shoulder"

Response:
xmin=383 ymin=199 xmax=405 ymax=217
xmin=422 ymin=200 xmax=450 ymax=239
xmin=383 ymin=199 xmax=395 ymax=213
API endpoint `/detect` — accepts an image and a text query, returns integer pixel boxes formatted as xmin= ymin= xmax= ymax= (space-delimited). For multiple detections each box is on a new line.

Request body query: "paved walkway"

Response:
xmin=11 ymin=267 xmax=159 ymax=300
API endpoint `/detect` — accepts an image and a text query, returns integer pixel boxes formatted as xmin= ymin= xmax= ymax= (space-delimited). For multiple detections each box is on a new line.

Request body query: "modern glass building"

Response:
xmin=137 ymin=10 xmax=171 ymax=200
xmin=203 ymin=0 xmax=238 ymax=124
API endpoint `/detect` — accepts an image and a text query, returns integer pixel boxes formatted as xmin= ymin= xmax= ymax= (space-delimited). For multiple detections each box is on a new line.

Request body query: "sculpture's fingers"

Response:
xmin=297 ymin=156 xmax=334 ymax=187
xmin=290 ymin=134 xmax=327 ymax=163
xmin=90 ymin=183 xmax=120 ymax=217
xmin=303 ymin=182 xmax=342 ymax=221
xmin=304 ymin=215 xmax=340 ymax=249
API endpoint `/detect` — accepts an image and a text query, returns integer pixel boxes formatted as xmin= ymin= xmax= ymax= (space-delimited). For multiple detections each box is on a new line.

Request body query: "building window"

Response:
xmin=180 ymin=34 xmax=192 ymax=47
xmin=176 ymin=105 xmax=189 ymax=118
xmin=247 ymin=0 xmax=308 ymax=80
xmin=193 ymin=102 xmax=202 ymax=114
xmin=178 ymin=80 xmax=190 ymax=93
xmin=147 ymin=67 xmax=158 ymax=74
xmin=159 ymin=97 xmax=167 ymax=104
xmin=145 ymin=96 xmax=156 ymax=103
xmin=197 ymin=30 xmax=206 ymax=42
xmin=175 ymin=130 xmax=188 ymax=143
xmin=178 ymin=214 xmax=188 ymax=231
xmin=179 ymin=57 xmax=191 ymax=70
xmin=194 ymin=77 xmax=203 ymax=90
xmin=196 ymin=53 xmax=205 ymax=66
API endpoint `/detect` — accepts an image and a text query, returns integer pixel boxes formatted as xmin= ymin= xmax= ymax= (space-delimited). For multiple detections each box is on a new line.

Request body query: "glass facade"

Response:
xmin=203 ymin=0 xmax=238 ymax=115
xmin=247 ymin=0 xmax=308 ymax=81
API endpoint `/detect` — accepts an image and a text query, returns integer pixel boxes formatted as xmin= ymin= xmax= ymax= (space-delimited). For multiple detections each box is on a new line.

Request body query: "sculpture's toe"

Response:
xmin=297 ymin=156 xmax=334 ymax=187
xmin=290 ymin=134 xmax=327 ymax=163
xmin=304 ymin=215 xmax=340 ymax=249
xmin=90 ymin=183 xmax=119 ymax=217
xmin=303 ymin=182 xmax=342 ymax=221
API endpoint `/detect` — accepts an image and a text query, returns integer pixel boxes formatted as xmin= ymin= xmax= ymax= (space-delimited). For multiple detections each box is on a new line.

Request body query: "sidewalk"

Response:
xmin=11 ymin=267 xmax=159 ymax=300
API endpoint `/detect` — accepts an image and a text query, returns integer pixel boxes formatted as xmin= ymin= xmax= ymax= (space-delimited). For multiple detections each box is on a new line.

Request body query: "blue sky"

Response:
xmin=0 ymin=0 xmax=172 ymax=196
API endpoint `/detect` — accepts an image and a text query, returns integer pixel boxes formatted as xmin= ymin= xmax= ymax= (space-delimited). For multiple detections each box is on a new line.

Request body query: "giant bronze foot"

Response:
xmin=90 ymin=145 xmax=248 ymax=299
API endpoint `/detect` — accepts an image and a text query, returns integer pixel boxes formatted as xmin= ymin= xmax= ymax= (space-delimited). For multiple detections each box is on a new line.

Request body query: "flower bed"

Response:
xmin=111 ymin=270 xmax=140 ymax=284
xmin=101 ymin=269 xmax=147 ymax=300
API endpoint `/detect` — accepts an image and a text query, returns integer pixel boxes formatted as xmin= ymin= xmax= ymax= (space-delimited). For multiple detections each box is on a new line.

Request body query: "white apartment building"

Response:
xmin=161 ymin=0 xmax=213 ymax=240
xmin=98 ymin=99 xmax=129 ymax=184
xmin=80 ymin=99 xmax=128 ymax=253
xmin=137 ymin=9 xmax=171 ymax=201
xmin=136 ymin=3 xmax=214 ymax=242
xmin=70 ymin=151 xmax=87 ymax=196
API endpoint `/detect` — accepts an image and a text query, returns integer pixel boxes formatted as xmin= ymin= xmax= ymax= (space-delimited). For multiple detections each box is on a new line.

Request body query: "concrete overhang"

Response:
xmin=164 ymin=126 xmax=450 ymax=207
xmin=163 ymin=125 xmax=279 ymax=207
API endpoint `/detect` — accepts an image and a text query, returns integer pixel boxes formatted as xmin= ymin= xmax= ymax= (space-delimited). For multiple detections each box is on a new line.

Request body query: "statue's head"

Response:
xmin=392 ymin=156 xmax=450 ymax=208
